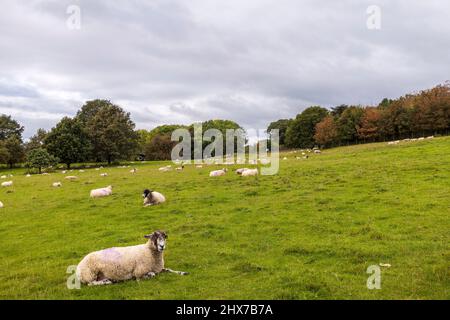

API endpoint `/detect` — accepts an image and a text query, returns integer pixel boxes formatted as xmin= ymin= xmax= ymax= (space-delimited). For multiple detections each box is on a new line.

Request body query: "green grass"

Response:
xmin=0 ymin=137 xmax=449 ymax=300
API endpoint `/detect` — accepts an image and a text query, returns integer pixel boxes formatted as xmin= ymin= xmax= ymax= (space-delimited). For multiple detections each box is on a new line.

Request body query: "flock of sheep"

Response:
xmin=387 ymin=136 xmax=434 ymax=145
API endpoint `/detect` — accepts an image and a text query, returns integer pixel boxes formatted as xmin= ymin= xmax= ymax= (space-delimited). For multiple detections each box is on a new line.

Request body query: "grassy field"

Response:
xmin=0 ymin=137 xmax=449 ymax=300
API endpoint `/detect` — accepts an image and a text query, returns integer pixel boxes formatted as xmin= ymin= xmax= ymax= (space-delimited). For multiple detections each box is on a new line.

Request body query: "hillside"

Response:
xmin=0 ymin=137 xmax=449 ymax=299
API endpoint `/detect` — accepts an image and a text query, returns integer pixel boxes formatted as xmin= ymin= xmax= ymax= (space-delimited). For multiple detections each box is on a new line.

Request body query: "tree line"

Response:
xmin=267 ymin=83 xmax=450 ymax=149
xmin=1 ymin=83 xmax=449 ymax=171
xmin=0 ymin=100 xmax=244 ymax=172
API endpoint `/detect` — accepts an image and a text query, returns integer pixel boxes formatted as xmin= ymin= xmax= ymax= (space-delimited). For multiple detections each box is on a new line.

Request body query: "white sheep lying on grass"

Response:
xmin=209 ymin=168 xmax=227 ymax=177
xmin=76 ymin=230 xmax=188 ymax=286
xmin=143 ymin=189 xmax=166 ymax=206
xmin=100 ymin=173 xmax=108 ymax=177
xmin=241 ymin=169 xmax=258 ymax=177
xmin=1 ymin=181 xmax=13 ymax=187
xmin=90 ymin=186 xmax=113 ymax=198
xmin=235 ymin=168 xmax=249 ymax=175
xmin=52 ymin=182 xmax=62 ymax=188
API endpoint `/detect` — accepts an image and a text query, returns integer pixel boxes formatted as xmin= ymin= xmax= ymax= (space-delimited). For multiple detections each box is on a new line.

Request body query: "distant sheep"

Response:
xmin=100 ymin=173 xmax=108 ymax=177
xmin=76 ymin=230 xmax=188 ymax=286
xmin=143 ymin=189 xmax=166 ymax=206
xmin=0 ymin=201 xmax=3 ymax=208
xmin=52 ymin=182 xmax=62 ymax=188
xmin=65 ymin=176 xmax=78 ymax=181
xmin=314 ymin=149 xmax=321 ymax=154
xmin=1 ymin=181 xmax=13 ymax=187
xmin=209 ymin=168 xmax=227 ymax=177
xmin=176 ymin=165 xmax=185 ymax=171
xmin=130 ymin=168 xmax=137 ymax=174
xmin=90 ymin=186 xmax=113 ymax=198
xmin=241 ymin=169 xmax=258 ymax=177
xmin=235 ymin=168 xmax=249 ymax=175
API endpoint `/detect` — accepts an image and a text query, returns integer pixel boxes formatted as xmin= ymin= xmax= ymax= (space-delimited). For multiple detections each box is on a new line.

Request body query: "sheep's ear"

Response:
xmin=162 ymin=231 xmax=168 ymax=239
xmin=144 ymin=233 xmax=154 ymax=239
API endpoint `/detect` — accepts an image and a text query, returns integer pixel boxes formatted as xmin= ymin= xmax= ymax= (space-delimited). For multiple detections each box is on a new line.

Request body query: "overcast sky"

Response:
xmin=1 ymin=0 xmax=449 ymax=138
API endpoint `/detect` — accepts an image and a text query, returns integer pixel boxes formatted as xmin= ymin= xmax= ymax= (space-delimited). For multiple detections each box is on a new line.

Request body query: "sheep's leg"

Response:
xmin=88 ymin=279 xmax=113 ymax=286
xmin=162 ymin=268 xmax=189 ymax=276
xmin=142 ymin=272 xmax=156 ymax=279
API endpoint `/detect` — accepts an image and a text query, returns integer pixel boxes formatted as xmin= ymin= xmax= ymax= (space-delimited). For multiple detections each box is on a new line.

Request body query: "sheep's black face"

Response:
xmin=143 ymin=189 xmax=152 ymax=198
xmin=145 ymin=230 xmax=168 ymax=252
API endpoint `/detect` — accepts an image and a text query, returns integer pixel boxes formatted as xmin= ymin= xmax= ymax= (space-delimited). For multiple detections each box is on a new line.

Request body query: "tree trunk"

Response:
xmin=67 ymin=163 xmax=71 ymax=169
xmin=38 ymin=167 xmax=42 ymax=174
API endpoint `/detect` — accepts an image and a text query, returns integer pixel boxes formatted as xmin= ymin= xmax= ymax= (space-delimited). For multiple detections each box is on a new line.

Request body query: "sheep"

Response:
xmin=65 ymin=176 xmax=78 ymax=181
xmin=26 ymin=174 xmax=31 ymax=177
xmin=90 ymin=186 xmax=113 ymax=198
xmin=0 ymin=175 xmax=6 ymax=179
xmin=0 ymin=201 xmax=3 ymax=208
xmin=195 ymin=165 xmax=203 ymax=169
xmin=1 ymin=181 xmax=13 ymax=187
xmin=61 ymin=170 xmax=67 ymax=174
xmin=52 ymin=182 xmax=62 ymax=188
xmin=100 ymin=173 xmax=108 ymax=177
xmin=427 ymin=136 xmax=434 ymax=139
xmin=143 ymin=189 xmax=166 ymax=206
xmin=209 ymin=168 xmax=227 ymax=177
xmin=241 ymin=169 xmax=258 ymax=177
xmin=175 ymin=165 xmax=185 ymax=171
xmin=79 ymin=170 xmax=85 ymax=173
xmin=76 ymin=230 xmax=188 ymax=286
xmin=314 ymin=149 xmax=321 ymax=154
xmin=130 ymin=168 xmax=137 ymax=174
xmin=235 ymin=168 xmax=249 ymax=175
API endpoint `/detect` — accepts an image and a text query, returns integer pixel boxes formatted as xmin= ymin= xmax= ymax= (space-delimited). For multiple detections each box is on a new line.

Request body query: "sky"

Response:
xmin=1 ymin=0 xmax=449 ymax=139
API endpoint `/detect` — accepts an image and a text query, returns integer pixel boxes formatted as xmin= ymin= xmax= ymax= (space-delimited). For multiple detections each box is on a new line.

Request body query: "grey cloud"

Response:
xmin=0 ymin=0 xmax=449 ymax=138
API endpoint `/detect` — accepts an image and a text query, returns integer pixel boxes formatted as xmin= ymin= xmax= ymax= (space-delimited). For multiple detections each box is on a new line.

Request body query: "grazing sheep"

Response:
xmin=427 ymin=136 xmax=434 ymax=139
xmin=175 ymin=165 xmax=185 ymax=171
xmin=209 ymin=168 xmax=227 ymax=177
xmin=241 ymin=169 xmax=258 ymax=177
xmin=0 ymin=201 xmax=3 ymax=208
xmin=314 ymin=149 xmax=321 ymax=154
xmin=90 ymin=186 xmax=113 ymax=198
xmin=65 ymin=176 xmax=78 ymax=181
xmin=100 ymin=173 xmax=108 ymax=177
xmin=130 ymin=168 xmax=137 ymax=174
xmin=76 ymin=230 xmax=188 ymax=286
xmin=26 ymin=174 xmax=31 ymax=177
xmin=1 ymin=181 xmax=13 ymax=187
xmin=235 ymin=168 xmax=249 ymax=175
xmin=52 ymin=182 xmax=62 ymax=188
xmin=143 ymin=189 xmax=166 ymax=206
xmin=418 ymin=137 xmax=425 ymax=141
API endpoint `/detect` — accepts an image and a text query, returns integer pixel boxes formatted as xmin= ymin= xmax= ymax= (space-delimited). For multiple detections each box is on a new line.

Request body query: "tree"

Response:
xmin=26 ymin=148 xmax=58 ymax=174
xmin=76 ymin=99 xmax=107 ymax=125
xmin=314 ymin=116 xmax=339 ymax=147
xmin=357 ymin=107 xmax=382 ymax=141
xmin=84 ymin=102 xmax=139 ymax=164
xmin=25 ymin=128 xmax=48 ymax=153
xmin=144 ymin=134 xmax=177 ymax=161
xmin=331 ymin=105 xmax=349 ymax=117
xmin=0 ymin=115 xmax=24 ymax=140
xmin=3 ymin=135 xmax=25 ymax=168
xmin=285 ymin=106 xmax=329 ymax=148
xmin=45 ymin=117 xmax=90 ymax=169
xmin=267 ymin=119 xmax=292 ymax=146
xmin=336 ymin=106 xmax=364 ymax=143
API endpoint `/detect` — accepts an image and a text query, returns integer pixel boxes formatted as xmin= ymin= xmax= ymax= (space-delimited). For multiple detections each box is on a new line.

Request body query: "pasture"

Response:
xmin=0 ymin=137 xmax=449 ymax=299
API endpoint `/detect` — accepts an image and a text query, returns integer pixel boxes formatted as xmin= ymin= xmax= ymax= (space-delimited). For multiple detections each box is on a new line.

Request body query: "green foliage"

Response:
xmin=77 ymin=100 xmax=139 ymax=164
xmin=0 ymin=114 xmax=24 ymax=141
xmin=25 ymin=128 xmax=47 ymax=153
xmin=144 ymin=134 xmax=176 ymax=161
xmin=2 ymin=135 xmax=25 ymax=168
xmin=267 ymin=119 xmax=292 ymax=145
xmin=26 ymin=148 xmax=58 ymax=174
xmin=45 ymin=117 xmax=90 ymax=169
xmin=285 ymin=106 xmax=329 ymax=148
xmin=336 ymin=106 xmax=364 ymax=143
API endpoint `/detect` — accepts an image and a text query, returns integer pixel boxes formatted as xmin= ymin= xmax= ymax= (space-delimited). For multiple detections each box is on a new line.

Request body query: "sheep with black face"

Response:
xmin=76 ymin=230 xmax=188 ymax=286
xmin=143 ymin=189 xmax=166 ymax=207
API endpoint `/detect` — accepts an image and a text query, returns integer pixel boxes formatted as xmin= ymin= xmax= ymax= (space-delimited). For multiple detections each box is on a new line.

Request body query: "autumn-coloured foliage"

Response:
xmin=314 ymin=116 xmax=339 ymax=147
